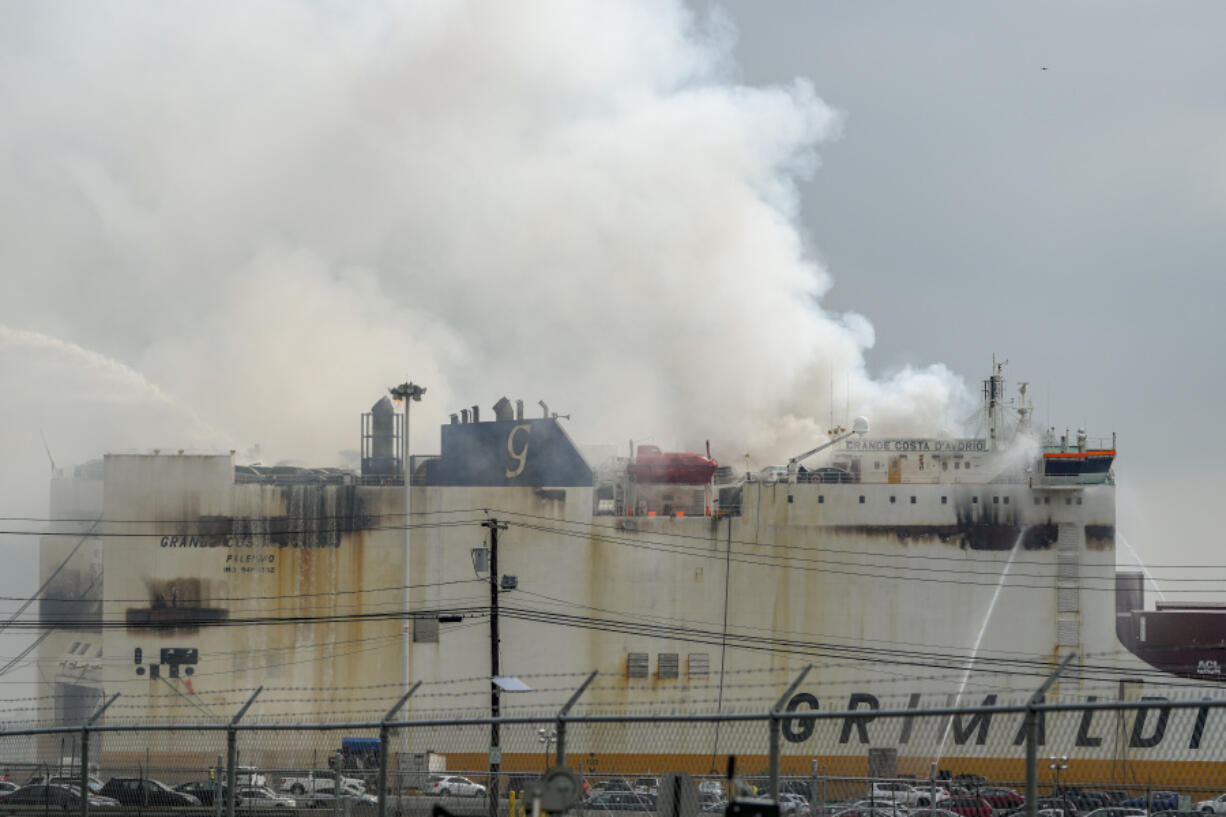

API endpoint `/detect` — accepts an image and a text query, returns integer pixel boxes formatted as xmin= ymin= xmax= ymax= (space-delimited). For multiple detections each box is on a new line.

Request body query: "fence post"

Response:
xmin=1025 ymin=655 xmax=1074 ymax=817
xmin=770 ymin=666 xmax=813 ymax=802
xmin=379 ymin=681 xmax=421 ymax=817
xmin=810 ymin=761 xmax=818 ymax=808
xmin=335 ymin=751 xmax=343 ymax=817
xmin=929 ymin=762 xmax=937 ymax=810
xmin=227 ymin=687 xmax=263 ymax=817
xmin=214 ymin=754 xmax=223 ymax=817
xmin=555 ymin=671 xmax=598 ymax=769
xmin=79 ymin=693 xmax=119 ymax=817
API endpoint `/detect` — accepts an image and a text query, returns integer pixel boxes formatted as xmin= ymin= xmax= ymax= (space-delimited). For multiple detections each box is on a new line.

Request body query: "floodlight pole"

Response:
xmin=390 ymin=381 xmax=425 ymax=779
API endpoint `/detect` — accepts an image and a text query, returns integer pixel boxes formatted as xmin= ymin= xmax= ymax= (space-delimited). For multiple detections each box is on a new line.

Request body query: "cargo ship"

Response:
xmin=32 ymin=361 xmax=1226 ymax=783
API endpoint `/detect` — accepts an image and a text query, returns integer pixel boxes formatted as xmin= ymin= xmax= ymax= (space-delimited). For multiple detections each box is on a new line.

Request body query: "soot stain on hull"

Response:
xmin=196 ymin=485 xmax=376 ymax=547
xmin=1086 ymin=524 xmax=1115 ymax=550
xmin=126 ymin=577 xmax=228 ymax=634
xmin=830 ymin=523 xmax=1057 ymax=551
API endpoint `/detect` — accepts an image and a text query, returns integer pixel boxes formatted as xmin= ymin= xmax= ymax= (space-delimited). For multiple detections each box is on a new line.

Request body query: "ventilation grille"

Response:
xmin=658 ymin=653 xmax=679 ymax=679
xmin=627 ymin=652 xmax=649 ymax=679
xmin=1057 ymin=617 xmax=1079 ymax=647
xmin=688 ymin=653 xmax=710 ymax=678
xmin=1057 ymin=553 xmax=1080 ymax=582
xmin=1057 ymin=586 xmax=1079 ymax=612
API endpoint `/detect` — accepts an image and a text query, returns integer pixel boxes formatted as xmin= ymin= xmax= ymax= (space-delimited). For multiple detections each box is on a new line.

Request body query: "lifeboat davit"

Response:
xmin=627 ymin=445 xmax=718 ymax=484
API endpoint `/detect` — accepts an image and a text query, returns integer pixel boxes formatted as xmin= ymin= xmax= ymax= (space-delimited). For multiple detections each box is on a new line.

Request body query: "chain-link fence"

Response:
xmin=5 ymin=684 xmax=1226 ymax=817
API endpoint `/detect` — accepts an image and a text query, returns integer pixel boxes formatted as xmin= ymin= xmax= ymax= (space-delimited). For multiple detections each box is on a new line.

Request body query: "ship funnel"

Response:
xmin=493 ymin=397 xmax=513 ymax=422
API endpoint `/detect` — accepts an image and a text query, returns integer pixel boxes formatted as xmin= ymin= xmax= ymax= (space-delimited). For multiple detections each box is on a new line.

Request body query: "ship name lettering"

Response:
xmin=769 ymin=690 xmax=1196 ymax=752
xmin=1197 ymin=660 xmax=1221 ymax=676
xmin=781 ymin=693 xmax=818 ymax=743
xmin=1075 ymin=696 xmax=1103 ymax=747
xmin=844 ymin=438 xmax=987 ymax=453
xmin=1129 ymin=697 xmax=1171 ymax=748
xmin=839 ymin=693 xmax=880 ymax=744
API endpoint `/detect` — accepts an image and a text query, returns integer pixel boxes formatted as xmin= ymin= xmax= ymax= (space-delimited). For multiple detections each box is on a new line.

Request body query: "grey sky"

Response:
xmin=712 ymin=0 xmax=1226 ymax=585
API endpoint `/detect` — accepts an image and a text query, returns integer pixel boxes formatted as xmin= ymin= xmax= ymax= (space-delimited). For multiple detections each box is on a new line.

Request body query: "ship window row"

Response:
xmin=836 ymin=494 xmax=1029 ymax=506
xmin=1032 ymin=496 xmax=1084 ymax=505
xmin=879 ymin=460 xmax=975 ymax=471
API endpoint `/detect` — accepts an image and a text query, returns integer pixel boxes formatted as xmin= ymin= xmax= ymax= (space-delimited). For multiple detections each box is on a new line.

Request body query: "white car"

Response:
xmin=866 ymin=783 xmax=947 ymax=808
xmin=309 ymin=784 xmax=377 ymax=809
xmin=235 ymin=787 xmax=295 ymax=809
xmin=780 ymin=793 xmax=811 ymax=817
xmin=1197 ymin=796 xmax=1226 ymax=814
xmin=429 ymin=775 xmax=487 ymax=798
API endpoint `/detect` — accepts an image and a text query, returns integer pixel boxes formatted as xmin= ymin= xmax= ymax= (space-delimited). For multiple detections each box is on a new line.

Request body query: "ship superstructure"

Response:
xmin=30 ymin=360 xmax=1223 ymax=777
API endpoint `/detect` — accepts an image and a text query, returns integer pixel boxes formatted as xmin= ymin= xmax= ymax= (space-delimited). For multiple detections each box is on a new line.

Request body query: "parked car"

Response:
xmin=977 ymin=787 xmax=1024 ymax=811
xmin=868 ymin=782 xmax=920 ymax=805
xmin=175 ymin=780 xmax=239 ymax=807
xmin=1082 ymin=808 xmax=1146 ymax=817
xmin=309 ymin=784 xmax=377 ymax=809
xmin=26 ymin=774 xmax=105 ymax=795
xmin=936 ymin=796 xmax=993 ymax=817
xmin=780 ymin=792 xmax=812 ymax=817
xmin=836 ymin=807 xmax=911 ymax=817
xmin=0 ymin=781 xmax=19 ymax=795
xmin=280 ymin=770 xmax=366 ymax=795
xmin=909 ymin=809 xmax=962 ymax=817
xmin=100 ymin=777 xmax=202 ymax=807
xmin=856 ymin=799 xmax=910 ymax=816
xmin=781 ymin=781 xmax=813 ymax=798
xmin=237 ymin=786 xmax=296 ymax=809
xmin=594 ymin=780 xmax=636 ymax=794
xmin=633 ymin=778 xmax=660 ymax=795
xmin=2 ymin=783 xmax=119 ymax=808
xmin=1034 ymin=797 xmax=1079 ymax=817
xmin=428 ymin=775 xmax=486 ymax=797
xmin=1196 ymin=795 xmax=1226 ymax=814
xmin=698 ymin=780 xmax=725 ymax=799
xmin=581 ymin=792 xmax=655 ymax=811
xmin=1121 ymin=792 xmax=1181 ymax=812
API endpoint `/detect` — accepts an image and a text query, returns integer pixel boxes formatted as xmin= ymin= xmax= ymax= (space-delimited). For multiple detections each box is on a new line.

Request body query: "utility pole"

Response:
xmin=483 ymin=518 xmax=508 ymax=817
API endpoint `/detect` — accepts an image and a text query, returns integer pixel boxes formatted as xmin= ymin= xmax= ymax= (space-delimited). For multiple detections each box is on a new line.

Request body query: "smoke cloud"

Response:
xmin=0 ymin=0 xmax=972 ymax=502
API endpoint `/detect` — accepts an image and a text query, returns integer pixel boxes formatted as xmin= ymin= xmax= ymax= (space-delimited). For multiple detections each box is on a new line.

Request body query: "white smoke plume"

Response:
xmin=0 ymin=0 xmax=973 ymax=498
